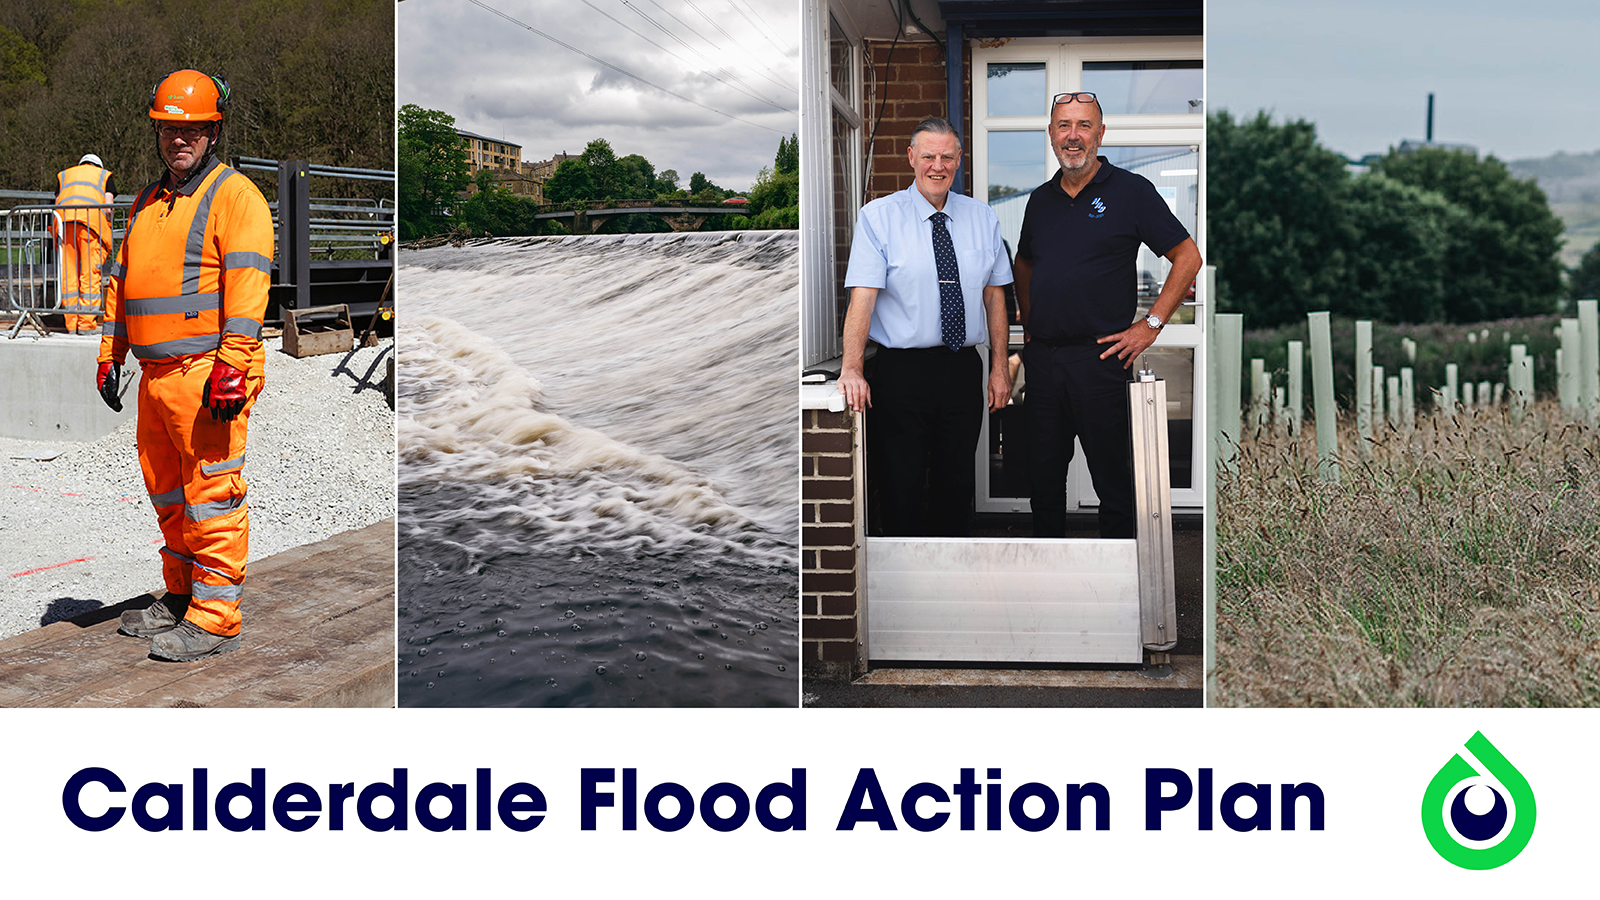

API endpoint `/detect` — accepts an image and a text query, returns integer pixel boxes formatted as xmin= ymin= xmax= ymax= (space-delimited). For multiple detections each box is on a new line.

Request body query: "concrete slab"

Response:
xmin=0 ymin=333 xmax=137 ymax=441
xmin=0 ymin=518 xmax=395 ymax=707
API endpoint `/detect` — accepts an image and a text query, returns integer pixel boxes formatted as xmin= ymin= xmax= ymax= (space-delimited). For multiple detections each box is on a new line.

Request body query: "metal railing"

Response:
xmin=235 ymin=158 xmax=394 ymax=258
xmin=2 ymin=207 xmax=68 ymax=337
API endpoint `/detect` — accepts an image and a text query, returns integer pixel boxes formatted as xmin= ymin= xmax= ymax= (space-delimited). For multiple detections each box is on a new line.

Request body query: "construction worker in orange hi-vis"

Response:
xmin=96 ymin=69 xmax=273 ymax=661
xmin=54 ymin=153 xmax=116 ymax=334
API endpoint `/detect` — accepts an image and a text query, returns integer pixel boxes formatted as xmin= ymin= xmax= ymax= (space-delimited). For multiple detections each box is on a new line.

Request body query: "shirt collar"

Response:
xmin=1049 ymin=157 xmax=1114 ymax=196
xmin=905 ymin=183 xmax=956 ymax=222
xmin=162 ymin=155 xmax=222 ymax=197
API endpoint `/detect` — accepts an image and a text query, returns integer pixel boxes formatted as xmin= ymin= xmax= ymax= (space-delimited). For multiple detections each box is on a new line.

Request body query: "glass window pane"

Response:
xmin=987 ymin=130 xmax=1047 ymax=252
xmin=829 ymin=15 xmax=852 ymax=103
xmin=1141 ymin=347 xmax=1194 ymax=490
xmin=1101 ymin=145 xmax=1198 ymax=323
xmin=1083 ymin=60 xmax=1202 ymax=116
xmin=986 ymin=62 xmax=1046 ymax=117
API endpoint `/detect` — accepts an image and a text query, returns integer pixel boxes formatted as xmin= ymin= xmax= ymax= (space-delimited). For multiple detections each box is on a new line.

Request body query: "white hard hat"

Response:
xmin=79 ymin=153 xmax=103 ymax=168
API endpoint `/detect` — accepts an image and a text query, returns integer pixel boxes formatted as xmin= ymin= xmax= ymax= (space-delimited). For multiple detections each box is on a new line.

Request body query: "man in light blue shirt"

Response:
xmin=839 ymin=117 xmax=1013 ymax=536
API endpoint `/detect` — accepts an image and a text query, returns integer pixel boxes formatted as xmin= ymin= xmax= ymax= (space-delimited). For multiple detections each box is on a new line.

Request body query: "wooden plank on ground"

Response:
xmin=0 ymin=519 xmax=395 ymax=708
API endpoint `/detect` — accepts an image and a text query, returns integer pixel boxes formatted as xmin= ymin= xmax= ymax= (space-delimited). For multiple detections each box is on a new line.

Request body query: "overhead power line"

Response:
xmin=588 ymin=0 xmax=791 ymax=111
xmin=677 ymin=0 xmax=797 ymax=96
xmin=618 ymin=0 xmax=791 ymax=111
xmin=465 ymin=0 xmax=787 ymax=135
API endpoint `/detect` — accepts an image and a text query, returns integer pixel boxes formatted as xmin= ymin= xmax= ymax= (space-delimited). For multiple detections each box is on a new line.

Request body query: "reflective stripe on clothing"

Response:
xmin=192 ymin=581 xmax=243 ymax=603
xmin=223 ymin=251 xmax=272 ymax=273
xmin=150 ymin=487 xmax=185 ymax=507
xmin=131 ymin=334 xmax=221 ymax=361
xmin=124 ymin=293 xmax=220 ymax=317
xmin=186 ymin=493 xmax=246 ymax=522
xmin=200 ymin=453 xmax=246 ymax=477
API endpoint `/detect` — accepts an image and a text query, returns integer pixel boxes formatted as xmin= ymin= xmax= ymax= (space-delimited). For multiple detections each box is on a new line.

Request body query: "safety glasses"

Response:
xmin=157 ymin=124 xmax=212 ymax=141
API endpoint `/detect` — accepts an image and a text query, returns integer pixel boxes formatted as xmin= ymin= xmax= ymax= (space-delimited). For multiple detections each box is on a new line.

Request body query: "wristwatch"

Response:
xmin=1145 ymin=314 xmax=1164 ymax=330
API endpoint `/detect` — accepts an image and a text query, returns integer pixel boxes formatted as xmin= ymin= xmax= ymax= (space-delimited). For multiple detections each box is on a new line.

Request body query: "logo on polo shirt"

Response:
xmin=1088 ymin=197 xmax=1106 ymax=219
xmin=1420 ymin=731 xmax=1536 ymax=870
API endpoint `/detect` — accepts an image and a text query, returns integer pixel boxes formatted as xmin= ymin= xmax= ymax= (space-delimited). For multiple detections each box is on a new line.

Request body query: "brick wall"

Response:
xmin=800 ymin=408 xmax=862 ymax=681
xmin=863 ymin=39 xmax=973 ymax=203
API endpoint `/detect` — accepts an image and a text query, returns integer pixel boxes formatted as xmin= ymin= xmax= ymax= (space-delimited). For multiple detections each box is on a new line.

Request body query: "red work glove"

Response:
xmin=96 ymin=361 xmax=122 ymax=412
xmin=203 ymin=362 xmax=248 ymax=422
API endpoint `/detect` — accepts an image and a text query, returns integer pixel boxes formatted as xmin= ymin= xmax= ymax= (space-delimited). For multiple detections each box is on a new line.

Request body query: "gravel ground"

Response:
xmin=0 ymin=337 xmax=396 ymax=640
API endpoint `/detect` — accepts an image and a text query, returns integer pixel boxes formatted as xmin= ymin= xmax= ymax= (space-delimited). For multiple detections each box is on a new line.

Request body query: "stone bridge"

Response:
xmin=533 ymin=200 xmax=748 ymax=234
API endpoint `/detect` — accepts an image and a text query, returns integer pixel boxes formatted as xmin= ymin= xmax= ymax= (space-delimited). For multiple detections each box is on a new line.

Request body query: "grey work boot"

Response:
xmin=149 ymin=620 xmax=240 ymax=662
xmin=118 ymin=593 xmax=191 ymax=638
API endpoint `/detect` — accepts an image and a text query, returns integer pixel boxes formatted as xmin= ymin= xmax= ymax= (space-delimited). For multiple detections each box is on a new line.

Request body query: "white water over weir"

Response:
xmin=396 ymin=231 xmax=799 ymax=707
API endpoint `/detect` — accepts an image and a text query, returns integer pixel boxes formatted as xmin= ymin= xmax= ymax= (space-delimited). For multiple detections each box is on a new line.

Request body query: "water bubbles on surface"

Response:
xmin=570 ymin=624 xmax=582 ymax=631
xmin=697 ymin=653 xmax=705 ymax=660
xmin=462 ymin=643 xmax=471 ymax=649
xmin=510 ymin=649 xmax=517 ymax=655
xmin=724 ymin=664 xmax=732 ymax=670
xmin=757 ymin=622 xmax=768 ymax=630
xmin=457 ymin=621 xmax=465 ymax=627
xmin=427 ymin=682 xmax=435 ymax=689
xmin=635 ymin=652 xmax=647 ymax=661
xmin=493 ymin=618 xmax=504 ymax=626
xmin=778 ymin=665 xmax=787 ymax=672
xmin=720 ymin=633 xmax=728 ymax=640
xmin=584 ymin=604 xmax=592 ymax=611
xmin=546 ymin=678 xmax=557 ymax=687
xmin=596 ymin=666 xmax=607 ymax=675
xmin=417 ymin=648 xmax=429 ymax=657
xmin=564 ymin=609 xmax=575 ymax=618
xmin=498 ymin=630 xmax=508 ymax=637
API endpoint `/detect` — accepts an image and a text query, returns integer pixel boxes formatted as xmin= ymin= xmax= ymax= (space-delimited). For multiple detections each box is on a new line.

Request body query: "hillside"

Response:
xmin=1508 ymin=149 xmax=1600 ymax=269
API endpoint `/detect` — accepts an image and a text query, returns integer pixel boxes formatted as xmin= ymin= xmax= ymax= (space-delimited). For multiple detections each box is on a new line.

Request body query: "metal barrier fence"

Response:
xmin=2 ymin=202 xmax=138 ymax=338
xmin=3 ymin=207 xmax=65 ymax=337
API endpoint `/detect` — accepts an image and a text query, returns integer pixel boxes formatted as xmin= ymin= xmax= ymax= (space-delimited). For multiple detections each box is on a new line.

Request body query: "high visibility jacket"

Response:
xmin=55 ymin=163 xmax=113 ymax=239
xmin=99 ymin=158 xmax=274 ymax=373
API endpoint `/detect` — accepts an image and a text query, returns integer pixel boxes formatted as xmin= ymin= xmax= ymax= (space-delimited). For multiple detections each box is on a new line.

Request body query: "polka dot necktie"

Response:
xmin=930 ymin=211 xmax=963 ymax=352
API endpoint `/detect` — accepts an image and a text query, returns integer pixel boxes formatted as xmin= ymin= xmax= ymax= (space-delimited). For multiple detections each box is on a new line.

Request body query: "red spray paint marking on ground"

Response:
xmin=10 ymin=557 xmax=94 ymax=578
xmin=10 ymin=485 xmax=97 ymax=498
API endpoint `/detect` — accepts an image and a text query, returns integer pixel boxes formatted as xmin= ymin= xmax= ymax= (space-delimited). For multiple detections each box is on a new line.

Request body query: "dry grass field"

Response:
xmin=1213 ymin=400 xmax=1600 ymax=707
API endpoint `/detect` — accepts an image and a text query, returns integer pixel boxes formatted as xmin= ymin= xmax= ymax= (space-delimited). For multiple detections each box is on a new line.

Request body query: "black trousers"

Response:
xmin=1022 ymin=342 xmax=1135 ymax=538
xmin=867 ymin=346 xmax=983 ymax=537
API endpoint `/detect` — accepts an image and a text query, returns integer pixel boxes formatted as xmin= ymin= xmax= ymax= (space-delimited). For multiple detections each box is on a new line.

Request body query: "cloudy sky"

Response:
xmin=398 ymin=0 xmax=798 ymax=191
xmin=1209 ymin=0 xmax=1600 ymax=162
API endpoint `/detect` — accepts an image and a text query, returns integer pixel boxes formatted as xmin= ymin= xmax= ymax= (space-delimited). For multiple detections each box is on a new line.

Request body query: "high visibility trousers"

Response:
xmin=137 ymin=356 xmax=263 ymax=637
xmin=60 ymin=222 xmax=107 ymax=333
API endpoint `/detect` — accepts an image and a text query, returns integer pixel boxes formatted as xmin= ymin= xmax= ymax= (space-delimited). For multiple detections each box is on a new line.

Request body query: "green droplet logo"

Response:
xmin=1421 ymin=732 xmax=1536 ymax=869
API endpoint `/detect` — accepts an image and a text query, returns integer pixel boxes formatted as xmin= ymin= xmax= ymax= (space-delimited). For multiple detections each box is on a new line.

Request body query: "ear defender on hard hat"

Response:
xmin=147 ymin=69 xmax=227 ymax=122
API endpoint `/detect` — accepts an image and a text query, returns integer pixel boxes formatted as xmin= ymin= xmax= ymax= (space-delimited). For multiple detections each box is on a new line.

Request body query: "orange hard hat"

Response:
xmin=147 ymin=69 xmax=230 ymax=122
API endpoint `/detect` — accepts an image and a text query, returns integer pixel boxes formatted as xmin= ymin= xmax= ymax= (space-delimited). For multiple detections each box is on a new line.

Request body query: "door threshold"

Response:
xmin=855 ymin=655 xmax=1202 ymax=690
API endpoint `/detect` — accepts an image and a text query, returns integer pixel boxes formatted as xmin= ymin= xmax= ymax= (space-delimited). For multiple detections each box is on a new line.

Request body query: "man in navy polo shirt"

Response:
xmin=1015 ymin=92 xmax=1202 ymax=539
xmin=839 ymin=117 xmax=1013 ymax=536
